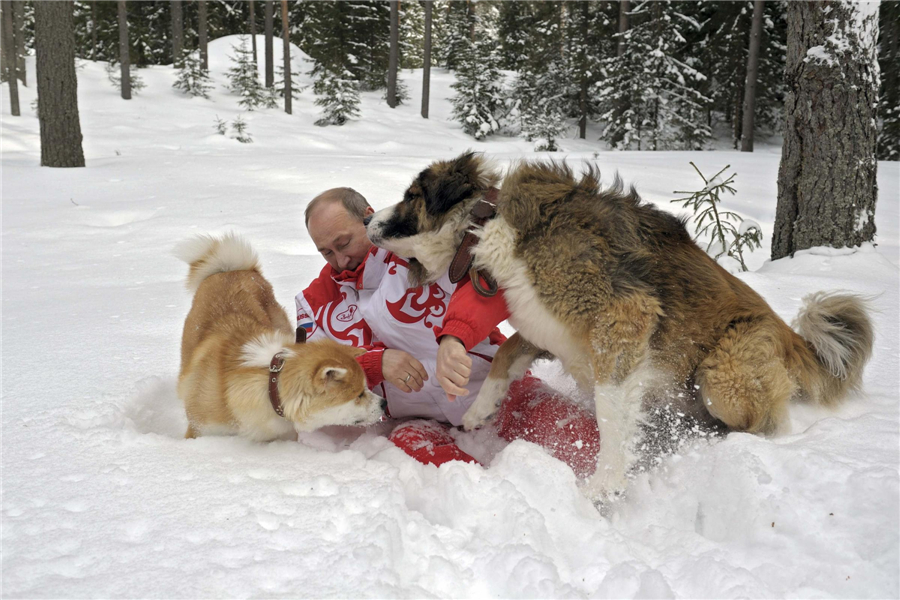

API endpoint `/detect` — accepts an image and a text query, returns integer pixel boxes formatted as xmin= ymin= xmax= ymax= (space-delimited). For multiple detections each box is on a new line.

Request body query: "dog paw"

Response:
xmin=462 ymin=379 xmax=508 ymax=431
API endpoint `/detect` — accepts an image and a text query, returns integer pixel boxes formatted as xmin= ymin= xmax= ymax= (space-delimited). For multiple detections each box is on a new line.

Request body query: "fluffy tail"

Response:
xmin=790 ymin=292 xmax=874 ymax=406
xmin=174 ymin=232 xmax=261 ymax=292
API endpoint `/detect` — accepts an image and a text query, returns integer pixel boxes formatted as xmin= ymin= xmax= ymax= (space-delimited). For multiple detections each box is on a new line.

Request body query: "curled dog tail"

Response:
xmin=790 ymin=292 xmax=874 ymax=406
xmin=174 ymin=232 xmax=261 ymax=292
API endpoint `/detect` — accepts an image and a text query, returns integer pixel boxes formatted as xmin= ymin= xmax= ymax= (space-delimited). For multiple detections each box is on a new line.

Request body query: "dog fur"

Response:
xmin=175 ymin=233 xmax=385 ymax=441
xmin=367 ymin=153 xmax=874 ymax=498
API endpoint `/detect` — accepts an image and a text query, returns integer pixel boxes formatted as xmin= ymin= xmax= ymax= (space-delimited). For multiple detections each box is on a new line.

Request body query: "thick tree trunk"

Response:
xmin=250 ymin=0 xmax=257 ymax=64
xmin=198 ymin=0 xmax=208 ymax=71
xmin=387 ymin=0 xmax=399 ymax=108
xmin=740 ymin=0 xmax=764 ymax=152
xmin=421 ymin=0 xmax=431 ymax=119
xmin=13 ymin=0 xmax=24 ymax=85
xmin=91 ymin=1 xmax=98 ymax=61
xmin=617 ymin=0 xmax=629 ymax=58
xmin=265 ymin=0 xmax=274 ymax=87
xmin=171 ymin=0 xmax=183 ymax=67
xmin=772 ymin=1 xmax=879 ymax=260
xmin=34 ymin=0 xmax=85 ymax=167
xmin=118 ymin=0 xmax=130 ymax=99
xmin=281 ymin=0 xmax=291 ymax=114
xmin=2 ymin=0 xmax=20 ymax=116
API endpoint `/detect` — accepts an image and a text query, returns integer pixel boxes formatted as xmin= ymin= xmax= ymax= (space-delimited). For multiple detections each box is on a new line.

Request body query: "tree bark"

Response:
xmin=118 ymin=0 xmax=130 ymax=99
xmin=617 ymin=0 xmax=629 ymax=58
xmin=2 ymin=0 xmax=20 ymax=116
xmin=264 ymin=0 xmax=274 ymax=87
xmin=250 ymin=0 xmax=258 ymax=64
xmin=198 ymin=0 xmax=208 ymax=71
xmin=171 ymin=0 xmax=183 ymax=67
xmin=387 ymin=0 xmax=399 ymax=108
xmin=281 ymin=0 xmax=291 ymax=114
xmin=421 ymin=0 xmax=431 ymax=119
xmin=34 ymin=0 xmax=85 ymax=167
xmin=772 ymin=1 xmax=879 ymax=260
xmin=13 ymin=0 xmax=24 ymax=85
xmin=91 ymin=1 xmax=98 ymax=61
xmin=740 ymin=0 xmax=764 ymax=152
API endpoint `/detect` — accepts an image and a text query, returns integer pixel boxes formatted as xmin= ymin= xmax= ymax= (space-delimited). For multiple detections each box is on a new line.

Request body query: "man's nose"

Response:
xmin=363 ymin=215 xmax=373 ymax=227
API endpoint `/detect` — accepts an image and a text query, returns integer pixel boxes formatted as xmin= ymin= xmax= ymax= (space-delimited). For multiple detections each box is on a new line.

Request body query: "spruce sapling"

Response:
xmin=672 ymin=162 xmax=762 ymax=271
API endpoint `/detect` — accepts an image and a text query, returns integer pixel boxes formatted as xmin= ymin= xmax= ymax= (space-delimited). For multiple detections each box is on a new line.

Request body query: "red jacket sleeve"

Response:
xmin=436 ymin=275 xmax=510 ymax=351
xmin=356 ymin=344 xmax=386 ymax=389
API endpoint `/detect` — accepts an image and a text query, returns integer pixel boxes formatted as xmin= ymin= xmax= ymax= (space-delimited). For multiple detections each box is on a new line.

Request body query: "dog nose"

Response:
xmin=380 ymin=398 xmax=388 ymax=412
xmin=363 ymin=215 xmax=373 ymax=227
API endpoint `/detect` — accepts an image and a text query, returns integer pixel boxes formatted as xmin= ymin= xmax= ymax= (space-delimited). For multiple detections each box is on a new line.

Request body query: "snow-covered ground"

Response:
xmin=2 ymin=37 xmax=898 ymax=598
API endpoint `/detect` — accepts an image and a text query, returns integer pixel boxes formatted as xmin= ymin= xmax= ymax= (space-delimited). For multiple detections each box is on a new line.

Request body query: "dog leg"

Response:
xmin=462 ymin=333 xmax=550 ymax=431
xmin=185 ymin=424 xmax=198 ymax=439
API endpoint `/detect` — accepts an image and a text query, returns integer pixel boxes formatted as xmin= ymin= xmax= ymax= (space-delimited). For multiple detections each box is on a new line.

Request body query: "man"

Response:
xmin=297 ymin=187 xmax=600 ymax=475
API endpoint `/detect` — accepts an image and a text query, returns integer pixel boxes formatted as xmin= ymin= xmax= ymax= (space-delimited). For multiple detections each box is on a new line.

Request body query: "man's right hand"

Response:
xmin=382 ymin=349 xmax=428 ymax=393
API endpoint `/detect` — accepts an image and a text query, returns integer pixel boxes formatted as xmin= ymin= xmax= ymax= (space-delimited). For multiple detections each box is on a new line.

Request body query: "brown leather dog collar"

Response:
xmin=448 ymin=187 xmax=500 ymax=297
xmin=268 ymin=353 xmax=287 ymax=418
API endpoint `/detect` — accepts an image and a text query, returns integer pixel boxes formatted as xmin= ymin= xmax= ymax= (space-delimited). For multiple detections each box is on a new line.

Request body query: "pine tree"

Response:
xmin=399 ymin=0 xmax=424 ymax=69
xmin=440 ymin=0 xmax=475 ymax=71
xmin=451 ymin=35 xmax=505 ymax=140
xmin=173 ymin=49 xmax=212 ymax=98
xmin=313 ymin=65 xmax=360 ymax=126
xmin=227 ymin=36 xmax=275 ymax=110
xmin=349 ymin=0 xmax=391 ymax=91
xmin=496 ymin=0 xmax=534 ymax=72
xmin=305 ymin=1 xmax=361 ymax=126
xmin=275 ymin=62 xmax=301 ymax=100
xmin=597 ymin=0 xmax=711 ymax=151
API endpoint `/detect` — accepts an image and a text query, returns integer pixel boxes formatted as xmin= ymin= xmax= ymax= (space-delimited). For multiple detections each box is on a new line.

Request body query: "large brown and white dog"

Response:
xmin=175 ymin=233 xmax=385 ymax=441
xmin=366 ymin=152 xmax=874 ymax=498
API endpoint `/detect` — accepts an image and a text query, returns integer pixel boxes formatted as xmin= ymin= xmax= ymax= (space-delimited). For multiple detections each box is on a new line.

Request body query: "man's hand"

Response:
xmin=382 ymin=349 xmax=428 ymax=393
xmin=436 ymin=336 xmax=472 ymax=401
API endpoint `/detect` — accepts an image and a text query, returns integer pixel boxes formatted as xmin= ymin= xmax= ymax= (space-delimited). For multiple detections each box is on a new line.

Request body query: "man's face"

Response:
xmin=308 ymin=201 xmax=375 ymax=272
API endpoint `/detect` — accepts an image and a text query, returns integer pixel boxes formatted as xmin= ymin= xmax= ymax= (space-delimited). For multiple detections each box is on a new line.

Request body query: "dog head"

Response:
xmin=254 ymin=338 xmax=385 ymax=432
xmin=366 ymin=152 xmax=499 ymax=286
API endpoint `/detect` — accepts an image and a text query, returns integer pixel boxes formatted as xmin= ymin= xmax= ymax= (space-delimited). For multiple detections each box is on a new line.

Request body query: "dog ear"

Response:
xmin=318 ymin=364 xmax=348 ymax=384
xmin=423 ymin=152 xmax=481 ymax=217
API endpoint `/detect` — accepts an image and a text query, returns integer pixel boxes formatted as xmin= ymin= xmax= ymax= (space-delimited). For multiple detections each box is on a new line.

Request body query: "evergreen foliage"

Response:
xmin=597 ymin=0 xmax=712 ymax=150
xmin=877 ymin=0 xmax=899 ymax=161
xmin=231 ymin=115 xmax=252 ymax=143
xmin=105 ymin=60 xmax=146 ymax=94
xmin=305 ymin=1 xmax=361 ymax=126
xmin=226 ymin=37 xmax=276 ymax=110
xmin=451 ymin=35 xmax=505 ymax=140
xmin=275 ymin=63 xmax=302 ymax=100
xmin=399 ymin=0 xmax=425 ymax=69
xmin=172 ymin=50 xmax=212 ymax=98
xmin=440 ymin=0 xmax=476 ymax=71
xmin=672 ymin=163 xmax=762 ymax=272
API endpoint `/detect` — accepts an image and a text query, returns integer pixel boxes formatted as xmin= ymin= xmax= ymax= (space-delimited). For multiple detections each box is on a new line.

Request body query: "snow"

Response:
xmin=2 ymin=37 xmax=899 ymax=598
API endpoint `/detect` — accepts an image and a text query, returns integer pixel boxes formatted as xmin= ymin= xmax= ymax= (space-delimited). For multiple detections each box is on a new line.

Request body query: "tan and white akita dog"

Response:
xmin=175 ymin=233 xmax=385 ymax=441
xmin=366 ymin=153 xmax=873 ymax=499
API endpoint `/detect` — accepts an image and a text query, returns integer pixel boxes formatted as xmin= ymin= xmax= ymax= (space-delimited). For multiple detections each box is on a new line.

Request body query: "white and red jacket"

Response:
xmin=295 ymin=246 xmax=510 ymax=426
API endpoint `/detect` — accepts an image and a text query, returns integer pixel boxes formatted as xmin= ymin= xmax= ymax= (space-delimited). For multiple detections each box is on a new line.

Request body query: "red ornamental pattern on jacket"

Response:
xmin=386 ymin=284 xmax=447 ymax=330
xmin=312 ymin=289 xmax=373 ymax=347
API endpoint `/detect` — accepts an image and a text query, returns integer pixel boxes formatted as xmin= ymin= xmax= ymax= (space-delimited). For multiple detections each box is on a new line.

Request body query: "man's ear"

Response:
xmin=317 ymin=364 xmax=348 ymax=385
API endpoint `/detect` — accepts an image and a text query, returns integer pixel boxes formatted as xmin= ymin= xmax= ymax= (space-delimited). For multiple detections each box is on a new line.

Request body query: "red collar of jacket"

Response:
xmin=330 ymin=246 xmax=379 ymax=290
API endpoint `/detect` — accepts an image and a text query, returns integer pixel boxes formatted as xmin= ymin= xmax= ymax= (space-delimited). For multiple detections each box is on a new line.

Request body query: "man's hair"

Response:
xmin=304 ymin=187 xmax=371 ymax=228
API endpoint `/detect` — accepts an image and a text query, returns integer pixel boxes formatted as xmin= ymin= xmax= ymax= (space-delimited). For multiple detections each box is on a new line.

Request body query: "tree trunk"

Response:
xmin=265 ymin=0 xmax=273 ymax=87
xmin=772 ymin=0 xmax=879 ymax=260
xmin=198 ymin=0 xmax=208 ymax=71
xmin=387 ymin=0 xmax=399 ymax=108
xmin=34 ymin=0 xmax=85 ymax=167
xmin=281 ymin=0 xmax=291 ymax=114
xmin=250 ymin=0 xmax=257 ymax=64
xmin=740 ymin=0 xmax=764 ymax=152
xmin=2 ymin=0 xmax=20 ymax=116
xmin=13 ymin=0 xmax=24 ymax=85
xmin=171 ymin=0 xmax=183 ymax=67
xmin=617 ymin=0 xmax=629 ymax=58
xmin=91 ymin=1 xmax=98 ymax=61
xmin=118 ymin=0 xmax=130 ymax=99
xmin=732 ymin=87 xmax=742 ymax=149
xmin=421 ymin=0 xmax=431 ymax=119
xmin=467 ymin=0 xmax=475 ymax=42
